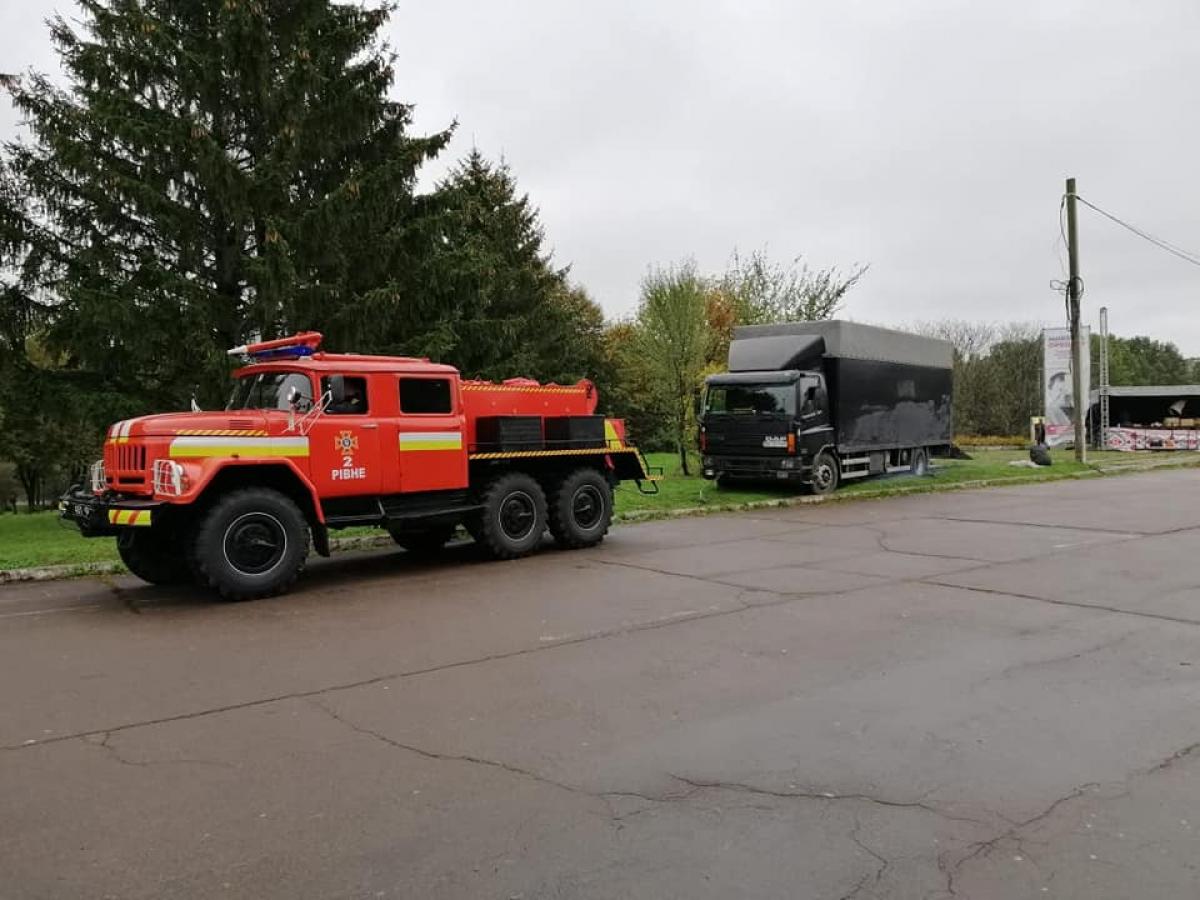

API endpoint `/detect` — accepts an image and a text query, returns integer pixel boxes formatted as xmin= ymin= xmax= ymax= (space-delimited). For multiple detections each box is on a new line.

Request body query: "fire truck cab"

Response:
xmin=61 ymin=333 xmax=659 ymax=600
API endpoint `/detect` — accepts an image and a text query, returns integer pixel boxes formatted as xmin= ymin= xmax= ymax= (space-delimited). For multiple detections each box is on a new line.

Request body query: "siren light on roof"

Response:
xmin=228 ymin=332 xmax=323 ymax=361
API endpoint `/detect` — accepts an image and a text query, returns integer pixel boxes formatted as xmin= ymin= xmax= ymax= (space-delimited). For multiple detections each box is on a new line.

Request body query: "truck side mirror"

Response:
xmin=693 ymin=393 xmax=703 ymax=417
xmin=328 ymin=375 xmax=346 ymax=406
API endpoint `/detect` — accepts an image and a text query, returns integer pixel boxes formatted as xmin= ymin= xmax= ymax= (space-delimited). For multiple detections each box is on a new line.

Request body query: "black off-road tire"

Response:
xmin=192 ymin=488 xmax=309 ymax=601
xmin=474 ymin=473 xmax=547 ymax=560
xmin=547 ymin=468 xmax=613 ymax=549
xmin=389 ymin=523 xmax=457 ymax=555
xmin=808 ymin=450 xmax=840 ymax=495
xmin=117 ymin=529 xmax=191 ymax=586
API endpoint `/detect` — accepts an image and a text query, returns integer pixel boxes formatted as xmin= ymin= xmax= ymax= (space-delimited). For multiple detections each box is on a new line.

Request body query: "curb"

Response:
xmin=4 ymin=457 xmax=1198 ymax=585
xmin=612 ymin=456 xmax=1200 ymax=523
xmin=0 ymin=534 xmax=396 ymax=586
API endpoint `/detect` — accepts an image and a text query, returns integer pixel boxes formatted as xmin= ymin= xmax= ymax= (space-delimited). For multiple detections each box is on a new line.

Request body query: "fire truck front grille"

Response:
xmin=105 ymin=443 xmax=149 ymax=489
xmin=117 ymin=445 xmax=147 ymax=472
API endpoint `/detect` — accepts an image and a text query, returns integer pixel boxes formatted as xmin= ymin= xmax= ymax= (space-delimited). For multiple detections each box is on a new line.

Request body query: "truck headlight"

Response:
xmin=90 ymin=460 xmax=106 ymax=493
xmin=152 ymin=459 xmax=189 ymax=497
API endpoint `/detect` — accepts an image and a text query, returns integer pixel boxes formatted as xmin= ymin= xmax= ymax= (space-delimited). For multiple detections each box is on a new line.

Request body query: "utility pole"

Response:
xmin=1066 ymin=177 xmax=1086 ymax=462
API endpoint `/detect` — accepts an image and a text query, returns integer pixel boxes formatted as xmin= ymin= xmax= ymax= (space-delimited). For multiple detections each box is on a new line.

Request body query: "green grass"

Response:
xmin=614 ymin=452 xmax=783 ymax=515
xmin=3 ymin=447 xmax=1197 ymax=572
xmin=0 ymin=510 xmax=124 ymax=569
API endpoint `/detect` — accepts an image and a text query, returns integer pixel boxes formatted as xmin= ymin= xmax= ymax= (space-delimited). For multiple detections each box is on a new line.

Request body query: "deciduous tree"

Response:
xmin=635 ymin=261 xmax=711 ymax=474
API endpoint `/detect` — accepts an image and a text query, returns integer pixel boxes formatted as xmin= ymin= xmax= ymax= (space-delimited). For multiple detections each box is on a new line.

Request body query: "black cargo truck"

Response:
xmin=699 ymin=321 xmax=953 ymax=493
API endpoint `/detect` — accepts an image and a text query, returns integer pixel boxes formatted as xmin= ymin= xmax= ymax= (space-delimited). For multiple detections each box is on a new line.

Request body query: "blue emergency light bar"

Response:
xmin=227 ymin=331 xmax=324 ymax=361
xmin=249 ymin=345 xmax=317 ymax=361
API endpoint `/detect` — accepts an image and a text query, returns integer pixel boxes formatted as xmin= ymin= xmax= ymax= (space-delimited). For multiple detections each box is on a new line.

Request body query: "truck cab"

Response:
xmin=699 ymin=370 xmax=833 ymax=484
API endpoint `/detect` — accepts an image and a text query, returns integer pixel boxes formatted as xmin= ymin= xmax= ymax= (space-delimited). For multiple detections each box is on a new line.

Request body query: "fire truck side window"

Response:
xmin=399 ymin=378 xmax=452 ymax=414
xmin=322 ymin=376 xmax=369 ymax=415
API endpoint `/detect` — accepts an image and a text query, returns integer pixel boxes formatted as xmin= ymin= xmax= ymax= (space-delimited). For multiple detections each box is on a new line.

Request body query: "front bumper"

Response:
xmin=702 ymin=455 xmax=810 ymax=481
xmin=59 ymin=488 xmax=166 ymax=537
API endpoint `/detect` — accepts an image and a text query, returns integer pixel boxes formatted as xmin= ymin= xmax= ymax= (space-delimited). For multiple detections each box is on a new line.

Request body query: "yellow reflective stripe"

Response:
xmin=399 ymin=432 xmax=463 ymax=452
xmin=168 ymin=436 xmax=309 ymax=458
xmin=461 ymin=385 xmax=586 ymax=394
xmin=399 ymin=440 xmax=462 ymax=451
xmin=107 ymin=509 xmax=152 ymax=526
xmin=604 ymin=419 xmax=623 ymax=448
xmin=469 ymin=448 xmax=635 ymax=460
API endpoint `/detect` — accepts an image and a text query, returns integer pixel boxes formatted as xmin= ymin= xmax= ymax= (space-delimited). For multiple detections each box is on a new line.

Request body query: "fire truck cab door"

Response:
xmin=395 ymin=375 xmax=467 ymax=493
xmin=309 ymin=375 xmax=381 ymax=496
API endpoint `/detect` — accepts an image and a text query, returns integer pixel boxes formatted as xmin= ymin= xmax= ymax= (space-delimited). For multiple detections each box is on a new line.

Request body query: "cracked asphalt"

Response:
xmin=3 ymin=470 xmax=1200 ymax=899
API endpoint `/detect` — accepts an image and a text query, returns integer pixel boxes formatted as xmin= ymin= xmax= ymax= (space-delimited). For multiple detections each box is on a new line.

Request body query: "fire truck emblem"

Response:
xmin=332 ymin=430 xmax=367 ymax=482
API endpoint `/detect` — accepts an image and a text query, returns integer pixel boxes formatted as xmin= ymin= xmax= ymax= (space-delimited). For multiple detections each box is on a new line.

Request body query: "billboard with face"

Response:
xmin=1043 ymin=327 xmax=1090 ymax=447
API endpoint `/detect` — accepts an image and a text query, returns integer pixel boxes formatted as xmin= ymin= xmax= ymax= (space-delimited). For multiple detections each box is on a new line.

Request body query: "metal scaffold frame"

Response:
xmin=1099 ymin=306 xmax=1110 ymax=449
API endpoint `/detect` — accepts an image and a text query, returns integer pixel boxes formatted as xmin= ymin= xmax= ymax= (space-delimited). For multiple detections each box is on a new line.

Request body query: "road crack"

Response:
xmin=82 ymin=731 xmax=233 ymax=769
xmin=840 ymin=813 xmax=891 ymax=900
xmin=666 ymin=775 xmax=992 ymax=827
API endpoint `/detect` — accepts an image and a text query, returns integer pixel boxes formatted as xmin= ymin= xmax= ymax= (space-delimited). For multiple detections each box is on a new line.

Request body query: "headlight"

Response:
xmin=152 ymin=459 xmax=189 ymax=497
xmin=90 ymin=460 xmax=106 ymax=493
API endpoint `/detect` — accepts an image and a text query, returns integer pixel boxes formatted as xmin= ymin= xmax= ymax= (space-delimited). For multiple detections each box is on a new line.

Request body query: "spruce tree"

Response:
xmin=398 ymin=149 xmax=571 ymax=380
xmin=4 ymin=0 xmax=449 ymax=406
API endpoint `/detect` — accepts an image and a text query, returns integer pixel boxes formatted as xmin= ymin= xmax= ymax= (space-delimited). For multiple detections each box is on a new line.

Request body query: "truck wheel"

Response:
xmin=911 ymin=448 xmax=930 ymax=476
xmin=548 ymin=468 xmax=612 ymax=549
xmin=192 ymin=488 xmax=309 ymax=601
xmin=809 ymin=450 xmax=840 ymax=495
xmin=475 ymin=473 xmax=547 ymax=559
xmin=117 ymin=529 xmax=190 ymax=586
xmin=389 ymin=523 xmax=457 ymax=555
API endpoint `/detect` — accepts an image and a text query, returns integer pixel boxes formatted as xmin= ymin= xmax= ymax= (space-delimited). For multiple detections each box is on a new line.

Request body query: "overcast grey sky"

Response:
xmin=3 ymin=1 xmax=1199 ymax=351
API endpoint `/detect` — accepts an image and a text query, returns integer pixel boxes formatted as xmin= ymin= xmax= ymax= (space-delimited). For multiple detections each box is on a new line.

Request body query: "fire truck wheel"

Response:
xmin=117 ymin=529 xmax=191 ymax=586
xmin=548 ymin=468 xmax=612 ymax=549
xmin=476 ymin=473 xmax=547 ymax=559
xmin=193 ymin=488 xmax=309 ymax=600
xmin=389 ymin=523 xmax=457 ymax=555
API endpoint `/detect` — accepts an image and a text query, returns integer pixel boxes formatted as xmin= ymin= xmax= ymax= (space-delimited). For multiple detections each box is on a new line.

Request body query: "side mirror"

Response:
xmin=328 ymin=375 xmax=346 ymax=406
xmin=693 ymin=393 xmax=703 ymax=417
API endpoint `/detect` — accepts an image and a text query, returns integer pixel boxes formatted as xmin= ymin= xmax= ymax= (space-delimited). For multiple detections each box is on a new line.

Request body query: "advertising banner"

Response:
xmin=1043 ymin=327 xmax=1090 ymax=448
xmin=1107 ymin=427 xmax=1200 ymax=452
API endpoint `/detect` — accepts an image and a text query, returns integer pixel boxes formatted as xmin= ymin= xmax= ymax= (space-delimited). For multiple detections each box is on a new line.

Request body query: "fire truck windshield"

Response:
xmin=227 ymin=372 xmax=314 ymax=412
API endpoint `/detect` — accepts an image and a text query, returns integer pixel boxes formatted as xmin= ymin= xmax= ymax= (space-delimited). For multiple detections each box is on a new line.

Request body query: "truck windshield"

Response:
xmin=227 ymin=372 xmax=314 ymax=412
xmin=706 ymin=383 xmax=796 ymax=416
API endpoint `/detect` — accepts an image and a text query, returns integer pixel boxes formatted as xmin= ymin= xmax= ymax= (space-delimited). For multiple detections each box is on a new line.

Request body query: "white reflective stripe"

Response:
xmin=398 ymin=432 xmax=462 ymax=444
xmin=119 ymin=419 xmax=134 ymax=438
xmin=168 ymin=436 xmax=310 ymax=458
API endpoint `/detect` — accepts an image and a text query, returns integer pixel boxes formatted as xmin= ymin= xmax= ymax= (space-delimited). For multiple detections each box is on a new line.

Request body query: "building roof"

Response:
xmin=1089 ymin=385 xmax=1200 ymax=401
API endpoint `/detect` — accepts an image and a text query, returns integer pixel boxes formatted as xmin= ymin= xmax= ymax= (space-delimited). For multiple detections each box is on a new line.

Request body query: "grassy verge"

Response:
xmin=3 ymin=447 xmax=1197 ymax=573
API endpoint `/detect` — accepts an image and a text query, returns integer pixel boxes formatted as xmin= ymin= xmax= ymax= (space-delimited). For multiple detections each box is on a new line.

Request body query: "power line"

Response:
xmin=1076 ymin=195 xmax=1200 ymax=268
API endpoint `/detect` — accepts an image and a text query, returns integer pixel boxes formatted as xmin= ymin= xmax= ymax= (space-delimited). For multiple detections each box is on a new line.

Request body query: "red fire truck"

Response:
xmin=61 ymin=333 xmax=659 ymax=600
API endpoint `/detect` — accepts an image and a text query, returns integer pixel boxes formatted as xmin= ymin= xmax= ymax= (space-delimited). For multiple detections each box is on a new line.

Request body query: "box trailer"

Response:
xmin=700 ymin=320 xmax=953 ymax=493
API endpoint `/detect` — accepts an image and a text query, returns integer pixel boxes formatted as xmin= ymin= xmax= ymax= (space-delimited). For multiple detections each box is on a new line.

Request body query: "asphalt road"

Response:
xmin=3 ymin=470 xmax=1200 ymax=899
